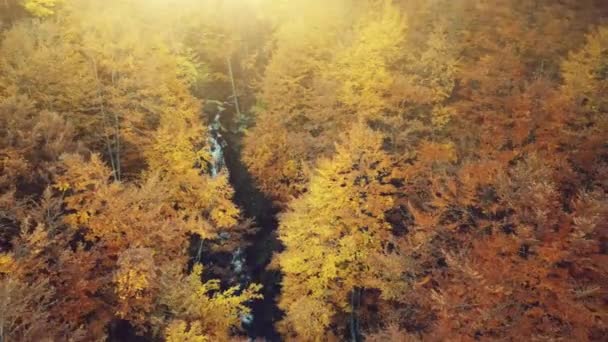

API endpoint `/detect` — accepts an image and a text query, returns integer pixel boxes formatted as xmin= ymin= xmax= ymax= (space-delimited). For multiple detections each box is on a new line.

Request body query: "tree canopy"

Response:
xmin=0 ymin=0 xmax=606 ymax=340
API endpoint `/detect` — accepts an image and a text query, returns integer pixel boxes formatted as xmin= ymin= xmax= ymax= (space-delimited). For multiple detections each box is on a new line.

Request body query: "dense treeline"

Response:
xmin=245 ymin=1 xmax=608 ymax=340
xmin=0 ymin=0 xmax=607 ymax=341
xmin=0 ymin=1 xmax=259 ymax=340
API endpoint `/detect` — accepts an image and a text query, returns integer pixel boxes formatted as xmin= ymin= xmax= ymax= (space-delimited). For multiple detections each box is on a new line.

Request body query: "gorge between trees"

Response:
xmin=0 ymin=1 xmax=606 ymax=341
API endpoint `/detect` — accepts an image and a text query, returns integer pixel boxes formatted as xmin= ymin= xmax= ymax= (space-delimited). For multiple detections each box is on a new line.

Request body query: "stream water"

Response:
xmin=108 ymin=104 xmax=282 ymax=341
xmin=207 ymin=105 xmax=283 ymax=341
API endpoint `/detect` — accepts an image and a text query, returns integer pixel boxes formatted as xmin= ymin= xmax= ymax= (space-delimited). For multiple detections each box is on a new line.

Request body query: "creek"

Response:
xmin=206 ymin=105 xmax=283 ymax=341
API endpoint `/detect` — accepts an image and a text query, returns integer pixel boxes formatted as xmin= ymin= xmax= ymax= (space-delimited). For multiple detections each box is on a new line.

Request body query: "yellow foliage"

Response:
xmin=165 ymin=320 xmax=209 ymax=342
xmin=21 ymin=0 xmax=62 ymax=17
xmin=0 ymin=254 xmax=16 ymax=274
xmin=384 ymin=22 xmax=459 ymax=149
xmin=54 ymin=181 xmax=70 ymax=192
xmin=431 ymin=105 xmax=453 ymax=128
xmin=114 ymin=248 xmax=157 ymax=325
xmin=0 ymin=0 xmax=250 ymax=339
xmin=159 ymin=264 xmax=262 ymax=341
xmin=116 ymin=270 xmax=149 ymax=300
xmin=401 ymin=25 xmax=458 ymax=105
xmin=243 ymin=119 xmax=309 ymax=202
xmin=145 ymin=98 xmax=239 ymax=233
xmin=55 ymin=154 xmax=110 ymax=194
xmin=278 ymin=295 xmax=335 ymax=341
xmin=277 ymin=123 xmax=407 ymax=338
xmin=327 ymin=0 xmax=407 ymax=118
xmin=244 ymin=0 xmax=401 ymax=203
xmin=562 ymin=26 xmax=608 ymax=111
xmin=0 ymin=21 xmax=97 ymax=121
xmin=57 ymin=154 xmax=189 ymax=261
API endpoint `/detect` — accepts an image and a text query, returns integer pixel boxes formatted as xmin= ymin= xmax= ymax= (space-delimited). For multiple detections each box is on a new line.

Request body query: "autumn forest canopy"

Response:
xmin=0 ymin=0 xmax=607 ymax=341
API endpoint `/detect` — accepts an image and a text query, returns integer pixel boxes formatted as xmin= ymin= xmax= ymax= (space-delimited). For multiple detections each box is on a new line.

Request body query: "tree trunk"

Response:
xmin=195 ymin=239 xmax=204 ymax=264
xmin=226 ymin=56 xmax=242 ymax=120
xmin=88 ymin=54 xmax=121 ymax=181
xmin=350 ymin=287 xmax=361 ymax=342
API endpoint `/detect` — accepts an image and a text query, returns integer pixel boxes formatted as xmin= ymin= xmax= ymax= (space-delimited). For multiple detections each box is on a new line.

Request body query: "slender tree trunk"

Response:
xmin=88 ymin=55 xmax=120 ymax=181
xmin=350 ymin=287 xmax=361 ymax=342
xmin=226 ymin=56 xmax=241 ymax=119
xmin=111 ymin=69 xmax=121 ymax=180
xmin=112 ymin=112 xmax=121 ymax=180
xmin=195 ymin=239 xmax=204 ymax=264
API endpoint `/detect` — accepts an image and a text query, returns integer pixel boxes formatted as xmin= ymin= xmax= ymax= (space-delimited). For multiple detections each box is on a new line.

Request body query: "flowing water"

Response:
xmin=108 ymin=104 xmax=282 ymax=341
xmin=207 ymin=106 xmax=283 ymax=341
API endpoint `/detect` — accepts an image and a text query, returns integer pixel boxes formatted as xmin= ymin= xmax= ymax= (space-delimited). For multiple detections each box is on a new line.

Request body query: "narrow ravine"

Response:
xmin=223 ymin=125 xmax=283 ymax=341
xmin=204 ymin=104 xmax=283 ymax=341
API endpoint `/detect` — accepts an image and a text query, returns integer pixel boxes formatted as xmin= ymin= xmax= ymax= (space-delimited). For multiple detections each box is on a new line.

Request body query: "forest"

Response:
xmin=0 ymin=0 xmax=606 ymax=341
